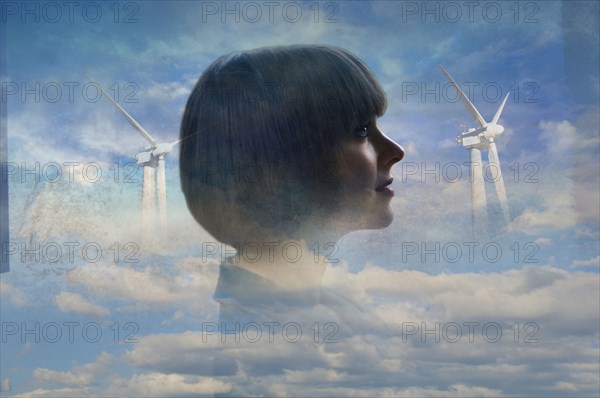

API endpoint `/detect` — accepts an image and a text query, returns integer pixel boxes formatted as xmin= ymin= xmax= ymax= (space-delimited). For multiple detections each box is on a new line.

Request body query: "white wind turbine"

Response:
xmin=439 ymin=65 xmax=511 ymax=235
xmin=90 ymin=77 xmax=180 ymax=242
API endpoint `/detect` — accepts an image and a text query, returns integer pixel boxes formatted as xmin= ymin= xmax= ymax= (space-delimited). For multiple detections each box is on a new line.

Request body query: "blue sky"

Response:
xmin=1 ymin=1 xmax=599 ymax=396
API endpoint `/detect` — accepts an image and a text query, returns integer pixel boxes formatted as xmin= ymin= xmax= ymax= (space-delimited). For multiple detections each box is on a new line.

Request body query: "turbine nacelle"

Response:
xmin=457 ymin=133 xmax=486 ymax=148
xmin=457 ymin=123 xmax=505 ymax=146
xmin=134 ymin=150 xmax=157 ymax=167
xmin=133 ymin=139 xmax=181 ymax=167
xmin=483 ymin=124 xmax=504 ymax=140
xmin=152 ymin=140 xmax=181 ymax=157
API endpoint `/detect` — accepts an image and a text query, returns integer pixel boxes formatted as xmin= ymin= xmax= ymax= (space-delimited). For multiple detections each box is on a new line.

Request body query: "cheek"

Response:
xmin=335 ymin=144 xmax=378 ymax=190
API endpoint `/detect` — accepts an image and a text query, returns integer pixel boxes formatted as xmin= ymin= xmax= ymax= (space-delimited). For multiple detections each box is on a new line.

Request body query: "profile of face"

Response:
xmin=331 ymin=116 xmax=405 ymax=233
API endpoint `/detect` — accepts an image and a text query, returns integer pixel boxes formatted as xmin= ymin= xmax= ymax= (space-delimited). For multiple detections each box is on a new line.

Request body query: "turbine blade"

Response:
xmin=488 ymin=142 xmax=510 ymax=224
xmin=491 ymin=93 xmax=510 ymax=125
xmin=87 ymin=76 xmax=157 ymax=146
xmin=439 ymin=65 xmax=487 ymax=128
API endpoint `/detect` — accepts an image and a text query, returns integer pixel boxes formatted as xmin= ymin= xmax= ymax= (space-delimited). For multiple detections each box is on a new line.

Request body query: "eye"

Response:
xmin=355 ymin=121 xmax=371 ymax=139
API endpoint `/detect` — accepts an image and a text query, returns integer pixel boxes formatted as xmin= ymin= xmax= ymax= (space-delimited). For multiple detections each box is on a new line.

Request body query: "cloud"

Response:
xmin=113 ymin=373 xmax=231 ymax=396
xmin=254 ymin=381 xmax=503 ymax=398
xmin=145 ymin=79 xmax=194 ymax=101
xmin=571 ymin=256 xmax=600 ymax=267
xmin=539 ymin=120 xmax=600 ymax=156
xmin=23 ymin=350 xmax=229 ymax=397
xmin=534 ymin=237 xmax=552 ymax=246
xmin=8 ymin=260 xmax=599 ymax=396
xmin=324 ymin=263 xmax=600 ymax=335
xmin=33 ymin=352 xmax=113 ymax=387
xmin=19 ymin=373 xmax=231 ymax=398
xmin=506 ymin=200 xmax=578 ymax=234
xmin=67 ymin=263 xmax=193 ymax=304
xmin=14 ymin=171 xmax=127 ymax=245
xmin=123 ymin=333 xmax=212 ymax=376
xmin=1 ymin=378 xmax=11 ymax=392
xmin=65 ymin=257 xmax=220 ymax=312
xmin=33 ymin=368 xmax=95 ymax=386
xmin=55 ymin=291 xmax=109 ymax=316
xmin=0 ymin=281 xmax=28 ymax=306
xmin=14 ymin=387 xmax=94 ymax=397
xmin=576 ymin=228 xmax=600 ymax=239
xmin=503 ymin=118 xmax=599 ymax=236
xmin=75 ymin=111 xmax=149 ymax=159
xmin=7 ymin=113 xmax=83 ymax=164
xmin=116 ymin=262 xmax=598 ymax=396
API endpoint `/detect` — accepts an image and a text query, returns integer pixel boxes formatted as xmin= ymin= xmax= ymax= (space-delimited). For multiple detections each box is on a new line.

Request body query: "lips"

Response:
xmin=375 ymin=177 xmax=394 ymax=191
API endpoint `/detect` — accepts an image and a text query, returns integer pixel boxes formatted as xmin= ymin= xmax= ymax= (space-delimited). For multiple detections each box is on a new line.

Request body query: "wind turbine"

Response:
xmin=90 ymin=77 xmax=180 ymax=242
xmin=439 ymin=65 xmax=511 ymax=235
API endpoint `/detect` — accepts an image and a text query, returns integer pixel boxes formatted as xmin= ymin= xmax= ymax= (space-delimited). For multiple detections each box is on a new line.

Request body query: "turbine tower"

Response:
xmin=440 ymin=65 xmax=511 ymax=235
xmin=1 ymin=123 xmax=9 ymax=273
xmin=90 ymin=77 xmax=180 ymax=243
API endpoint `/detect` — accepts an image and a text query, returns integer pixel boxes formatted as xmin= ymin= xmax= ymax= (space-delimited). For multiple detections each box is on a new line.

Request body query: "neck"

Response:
xmin=228 ymin=235 xmax=337 ymax=291
xmin=226 ymin=214 xmax=355 ymax=291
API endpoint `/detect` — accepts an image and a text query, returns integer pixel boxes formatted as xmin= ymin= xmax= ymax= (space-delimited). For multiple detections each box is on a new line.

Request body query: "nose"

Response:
xmin=377 ymin=131 xmax=404 ymax=168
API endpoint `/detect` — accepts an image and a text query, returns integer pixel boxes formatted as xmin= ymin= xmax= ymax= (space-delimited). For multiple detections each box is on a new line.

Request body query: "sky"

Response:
xmin=1 ymin=0 xmax=599 ymax=396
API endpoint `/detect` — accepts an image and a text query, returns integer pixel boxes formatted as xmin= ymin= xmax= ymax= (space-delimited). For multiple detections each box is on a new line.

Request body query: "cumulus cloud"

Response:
xmin=67 ymin=263 xmax=184 ymax=304
xmin=104 ymin=263 xmax=600 ymax=396
xmin=1 ymin=378 xmax=11 ymax=392
xmin=145 ymin=79 xmax=194 ymax=101
xmin=14 ymin=168 xmax=132 ymax=245
xmin=534 ymin=237 xmax=552 ymax=246
xmin=571 ymin=256 xmax=600 ymax=267
xmin=18 ymin=374 xmax=231 ymax=398
xmin=0 ymin=281 xmax=28 ymax=306
xmin=32 ymin=352 xmax=113 ymax=388
xmin=276 ymin=383 xmax=503 ymax=397
xmin=539 ymin=120 xmax=599 ymax=156
xmin=65 ymin=257 xmax=220 ymax=315
xmin=8 ymin=259 xmax=599 ymax=396
xmin=33 ymin=368 xmax=95 ymax=386
xmin=13 ymin=386 xmax=94 ymax=397
xmin=324 ymin=264 xmax=600 ymax=334
xmin=22 ymin=351 xmax=229 ymax=397
xmin=55 ymin=291 xmax=109 ymax=316
xmin=111 ymin=373 xmax=231 ymax=396
xmin=502 ymin=119 xmax=599 ymax=235
xmin=505 ymin=202 xmax=578 ymax=234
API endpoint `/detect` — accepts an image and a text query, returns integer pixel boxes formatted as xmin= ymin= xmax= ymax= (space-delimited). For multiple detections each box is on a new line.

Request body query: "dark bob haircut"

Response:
xmin=180 ymin=44 xmax=387 ymax=244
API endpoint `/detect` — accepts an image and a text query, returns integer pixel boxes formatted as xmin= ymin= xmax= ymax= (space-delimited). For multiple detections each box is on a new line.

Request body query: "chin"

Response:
xmin=350 ymin=206 xmax=395 ymax=231
xmin=372 ymin=208 xmax=394 ymax=229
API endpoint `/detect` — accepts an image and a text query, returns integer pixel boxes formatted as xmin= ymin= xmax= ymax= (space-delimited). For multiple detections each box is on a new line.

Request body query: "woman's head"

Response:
xmin=180 ymin=44 xmax=403 ymax=245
